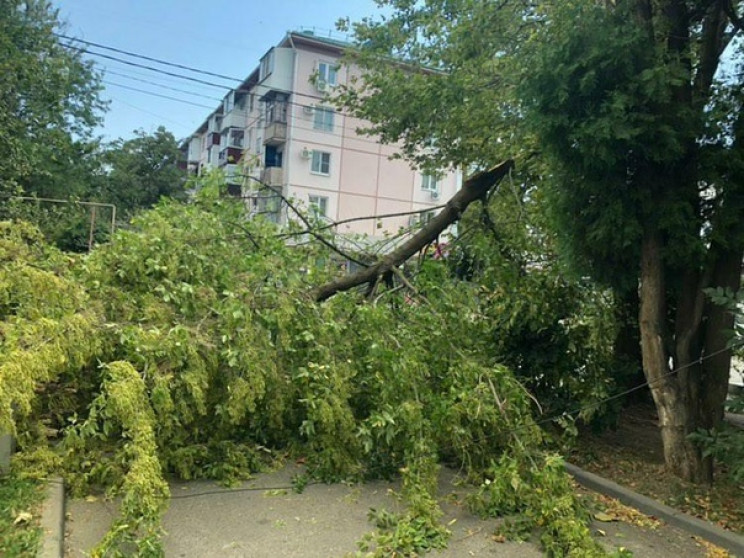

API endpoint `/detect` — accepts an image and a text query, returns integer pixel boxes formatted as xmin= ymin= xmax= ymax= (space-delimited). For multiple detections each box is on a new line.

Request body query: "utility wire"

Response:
xmin=79 ymin=48 xmax=231 ymax=89
xmin=54 ymin=33 xmax=244 ymax=83
xmin=59 ymin=37 xmax=394 ymax=149
xmin=103 ymin=69 xmax=223 ymax=101
xmin=102 ymin=80 xmax=215 ymax=109
xmin=108 ymin=96 xmax=195 ymax=131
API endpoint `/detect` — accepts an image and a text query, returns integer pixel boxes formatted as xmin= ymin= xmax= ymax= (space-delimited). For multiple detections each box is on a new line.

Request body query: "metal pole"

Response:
xmin=88 ymin=205 xmax=97 ymax=251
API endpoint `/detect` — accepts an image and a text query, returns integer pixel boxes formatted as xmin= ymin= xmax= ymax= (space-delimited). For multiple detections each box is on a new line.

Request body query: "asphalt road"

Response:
xmin=64 ymin=464 xmax=716 ymax=557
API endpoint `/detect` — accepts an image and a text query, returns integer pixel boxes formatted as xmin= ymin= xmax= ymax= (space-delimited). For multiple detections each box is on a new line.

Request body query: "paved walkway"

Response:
xmin=65 ymin=464 xmax=715 ymax=557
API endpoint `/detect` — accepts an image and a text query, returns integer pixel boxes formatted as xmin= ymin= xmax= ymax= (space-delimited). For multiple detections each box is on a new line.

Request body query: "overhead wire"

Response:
xmin=102 ymin=80 xmax=215 ymax=109
xmin=54 ymin=33 xmax=245 ymax=82
xmin=102 ymin=69 xmax=224 ymax=101
xmin=59 ymin=36 xmax=405 ymax=151
xmin=107 ymin=96 xmax=195 ymax=131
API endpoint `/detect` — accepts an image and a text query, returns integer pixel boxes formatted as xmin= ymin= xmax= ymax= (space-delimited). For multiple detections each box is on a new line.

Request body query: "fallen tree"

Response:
xmin=313 ymin=160 xmax=515 ymax=301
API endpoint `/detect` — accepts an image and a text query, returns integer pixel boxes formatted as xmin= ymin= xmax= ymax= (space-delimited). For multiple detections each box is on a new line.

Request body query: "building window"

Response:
xmin=235 ymin=92 xmax=247 ymax=111
xmin=309 ymin=195 xmax=328 ymax=217
xmin=317 ymin=61 xmax=337 ymax=86
xmin=265 ymin=93 xmax=288 ymax=125
xmin=229 ymin=129 xmax=244 ymax=148
xmin=224 ymin=92 xmax=234 ymax=113
xmin=422 ymin=210 xmax=436 ymax=224
xmin=259 ymin=49 xmax=274 ymax=81
xmin=421 ymin=173 xmax=439 ymax=192
xmin=311 ymin=151 xmax=331 ymax=175
xmin=313 ymin=107 xmax=334 ymax=132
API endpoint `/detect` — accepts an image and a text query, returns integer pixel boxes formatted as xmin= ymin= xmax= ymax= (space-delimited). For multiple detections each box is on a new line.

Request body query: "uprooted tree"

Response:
xmin=1 ymin=167 xmax=621 ymax=556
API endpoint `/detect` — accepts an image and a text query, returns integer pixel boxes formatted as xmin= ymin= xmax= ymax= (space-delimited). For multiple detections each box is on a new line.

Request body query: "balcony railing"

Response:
xmin=263 ymin=122 xmax=286 ymax=145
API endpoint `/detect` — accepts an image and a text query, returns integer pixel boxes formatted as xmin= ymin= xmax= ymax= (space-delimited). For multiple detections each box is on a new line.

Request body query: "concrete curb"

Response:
xmin=565 ymin=462 xmax=744 ymax=557
xmin=37 ymin=477 xmax=64 ymax=558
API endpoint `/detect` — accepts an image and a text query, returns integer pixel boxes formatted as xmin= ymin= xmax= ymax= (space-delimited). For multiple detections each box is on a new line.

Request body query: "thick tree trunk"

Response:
xmin=700 ymin=249 xmax=744 ymax=430
xmin=639 ymin=228 xmax=707 ymax=482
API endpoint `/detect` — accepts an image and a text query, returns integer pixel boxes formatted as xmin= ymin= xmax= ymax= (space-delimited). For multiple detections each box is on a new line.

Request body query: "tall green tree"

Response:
xmin=99 ymin=127 xmax=187 ymax=218
xmin=340 ymin=0 xmax=744 ymax=482
xmin=0 ymin=0 xmax=105 ymax=196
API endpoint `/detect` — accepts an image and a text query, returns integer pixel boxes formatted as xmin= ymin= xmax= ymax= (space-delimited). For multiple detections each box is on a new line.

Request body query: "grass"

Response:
xmin=571 ymin=403 xmax=744 ymax=535
xmin=0 ymin=473 xmax=45 ymax=557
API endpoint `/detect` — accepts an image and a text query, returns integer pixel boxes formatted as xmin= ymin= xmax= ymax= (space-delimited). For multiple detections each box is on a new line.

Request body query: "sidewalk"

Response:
xmin=64 ymin=464 xmax=718 ymax=557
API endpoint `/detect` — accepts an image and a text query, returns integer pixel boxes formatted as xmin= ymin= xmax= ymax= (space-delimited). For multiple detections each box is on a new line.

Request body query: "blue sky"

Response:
xmin=53 ymin=1 xmax=384 ymax=142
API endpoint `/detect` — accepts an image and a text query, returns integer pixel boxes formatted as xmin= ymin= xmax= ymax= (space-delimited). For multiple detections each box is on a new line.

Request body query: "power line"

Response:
xmin=103 ymin=69 xmax=223 ymax=102
xmin=102 ymin=80 xmax=215 ymax=109
xmin=108 ymin=96 xmax=195 ymax=132
xmin=57 ymin=36 xmax=440 ymax=152
xmin=55 ymin=33 xmax=244 ymax=83
xmin=77 ymin=47 xmax=231 ymax=90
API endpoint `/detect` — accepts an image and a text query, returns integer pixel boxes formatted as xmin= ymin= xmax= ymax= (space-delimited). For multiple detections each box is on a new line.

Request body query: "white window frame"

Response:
xmin=308 ymin=195 xmax=328 ymax=218
xmin=421 ymin=173 xmax=439 ymax=192
xmin=317 ymin=61 xmax=338 ymax=86
xmin=313 ymin=106 xmax=335 ymax=132
xmin=311 ymin=151 xmax=331 ymax=176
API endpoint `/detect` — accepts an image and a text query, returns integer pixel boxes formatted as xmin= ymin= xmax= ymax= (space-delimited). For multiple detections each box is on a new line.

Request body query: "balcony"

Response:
xmin=223 ymin=163 xmax=241 ymax=182
xmin=263 ymin=122 xmax=286 ymax=146
xmin=220 ymin=111 xmax=246 ymax=130
xmin=218 ymin=147 xmax=243 ymax=167
xmin=205 ymin=132 xmax=221 ymax=149
xmin=261 ymin=166 xmax=283 ymax=187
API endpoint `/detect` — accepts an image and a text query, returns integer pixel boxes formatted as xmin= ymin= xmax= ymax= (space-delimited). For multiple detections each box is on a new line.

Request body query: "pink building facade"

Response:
xmin=182 ymin=31 xmax=461 ymax=238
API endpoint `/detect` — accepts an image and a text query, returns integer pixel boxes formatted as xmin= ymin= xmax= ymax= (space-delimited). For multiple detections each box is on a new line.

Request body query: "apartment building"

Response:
xmin=181 ymin=30 xmax=461 ymax=237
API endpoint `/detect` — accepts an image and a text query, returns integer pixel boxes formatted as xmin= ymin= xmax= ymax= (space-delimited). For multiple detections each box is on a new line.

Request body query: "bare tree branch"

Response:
xmin=246 ymin=177 xmax=370 ymax=267
xmin=312 ymin=160 xmax=515 ymax=302
xmin=276 ymin=204 xmax=448 ymax=238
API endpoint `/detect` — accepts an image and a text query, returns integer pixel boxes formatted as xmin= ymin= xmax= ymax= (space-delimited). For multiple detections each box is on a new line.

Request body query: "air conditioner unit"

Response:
xmin=303 ymin=105 xmax=314 ymax=115
xmin=301 ymin=147 xmax=313 ymax=160
xmin=430 ymin=190 xmax=440 ymax=200
xmin=316 ymin=80 xmax=329 ymax=93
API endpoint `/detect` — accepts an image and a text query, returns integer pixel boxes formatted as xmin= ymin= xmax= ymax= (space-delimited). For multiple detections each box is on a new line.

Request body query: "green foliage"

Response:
xmin=0 ymin=221 xmax=102 ymax=435
xmin=81 ymin=362 xmax=169 ymax=558
xmin=689 ymin=422 xmax=744 ymax=484
xmin=0 ymin=474 xmax=44 ymax=558
xmin=99 ymin=127 xmax=187 ymax=219
xmin=2 ymin=180 xmax=617 ymax=555
xmin=0 ymin=0 xmax=104 ymax=195
xmin=469 ymin=454 xmax=605 ymax=557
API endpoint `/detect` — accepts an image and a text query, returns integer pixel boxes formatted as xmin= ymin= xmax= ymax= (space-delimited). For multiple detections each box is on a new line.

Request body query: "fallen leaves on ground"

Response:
xmin=593 ymin=494 xmax=661 ymax=530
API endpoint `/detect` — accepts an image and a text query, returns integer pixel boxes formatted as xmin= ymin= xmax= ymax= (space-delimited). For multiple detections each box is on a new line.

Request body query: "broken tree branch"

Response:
xmin=312 ymin=160 xmax=515 ymax=302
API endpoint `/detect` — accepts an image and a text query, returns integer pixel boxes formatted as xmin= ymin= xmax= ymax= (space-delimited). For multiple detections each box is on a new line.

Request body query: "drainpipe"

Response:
xmin=285 ymin=32 xmax=299 ymax=226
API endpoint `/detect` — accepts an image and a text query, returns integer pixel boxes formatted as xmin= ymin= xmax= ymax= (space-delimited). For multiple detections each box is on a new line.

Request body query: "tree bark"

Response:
xmin=313 ymin=160 xmax=515 ymax=302
xmin=639 ymin=228 xmax=706 ymax=482
xmin=701 ymin=249 xmax=744 ymax=431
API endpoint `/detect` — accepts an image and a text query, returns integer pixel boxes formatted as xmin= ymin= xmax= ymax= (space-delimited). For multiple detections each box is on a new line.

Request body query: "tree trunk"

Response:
xmin=700 ymin=249 xmax=744 ymax=431
xmin=639 ymin=228 xmax=707 ymax=482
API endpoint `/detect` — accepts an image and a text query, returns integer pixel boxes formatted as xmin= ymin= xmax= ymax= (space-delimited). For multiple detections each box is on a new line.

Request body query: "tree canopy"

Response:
xmin=0 ymin=0 xmax=105 ymax=196
xmin=99 ymin=126 xmax=187 ymax=218
xmin=339 ymin=0 xmax=744 ymax=482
